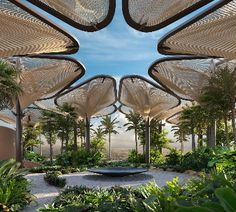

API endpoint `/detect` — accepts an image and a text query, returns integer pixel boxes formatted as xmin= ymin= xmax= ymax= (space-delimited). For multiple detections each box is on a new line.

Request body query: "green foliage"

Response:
xmin=0 ymin=60 xmax=22 ymax=110
xmin=44 ymin=171 xmax=66 ymax=188
xmin=29 ymin=165 xmax=80 ymax=174
xmin=181 ymin=147 xmax=214 ymax=171
xmin=71 ymin=149 xmax=104 ymax=167
xmin=23 ymin=125 xmax=41 ymax=152
xmin=208 ymin=148 xmax=236 ymax=178
xmin=150 ymin=149 xmax=165 ymax=165
xmin=128 ymin=150 xmax=145 ymax=163
xmin=40 ymin=185 xmax=146 ymax=211
xmin=55 ymin=151 xmax=73 ymax=167
xmin=25 ymin=151 xmax=45 ymax=163
xmin=91 ymin=137 xmax=105 ymax=151
xmin=0 ymin=159 xmax=33 ymax=211
xmin=166 ymin=149 xmax=183 ymax=166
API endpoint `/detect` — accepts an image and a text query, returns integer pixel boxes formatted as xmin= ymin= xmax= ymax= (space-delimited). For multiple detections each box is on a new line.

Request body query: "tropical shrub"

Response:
xmin=150 ymin=149 xmax=165 ymax=165
xmin=0 ymin=159 xmax=33 ymax=211
xmin=181 ymin=147 xmax=214 ymax=171
xmin=128 ymin=149 xmax=145 ymax=163
xmin=55 ymin=151 xmax=73 ymax=167
xmin=29 ymin=165 xmax=80 ymax=174
xmin=25 ymin=151 xmax=45 ymax=163
xmin=208 ymin=148 xmax=236 ymax=178
xmin=166 ymin=149 xmax=183 ymax=166
xmin=71 ymin=149 xmax=104 ymax=167
xmin=44 ymin=171 xmax=66 ymax=188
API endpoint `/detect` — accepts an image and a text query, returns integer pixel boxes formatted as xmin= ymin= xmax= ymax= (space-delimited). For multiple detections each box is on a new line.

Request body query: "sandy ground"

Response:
xmin=24 ymin=169 xmax=192 ymax=211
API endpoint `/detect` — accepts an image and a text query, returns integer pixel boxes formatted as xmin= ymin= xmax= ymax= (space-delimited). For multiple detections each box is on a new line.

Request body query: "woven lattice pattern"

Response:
xmin=123 ymin=0 xmax=209 ymax=31
xmin=150 ymin=58 xmax=236 ymax=101
xmin=0 ymin=0 xmax=77 ymax=57
xmin=119 ymin=76 xmax=179 ymax=119
xmin=56 ymin=76 xmax=116 ymax=119
xmin=7 ymin=57 xmax=84 ymax=109
xmin=0 ymin=109 xmax=16 ymax=124
xmin=159 ymin=1 xmax=236 ymax=59
xmin=28 ymin=0 xmax=114 ymax=31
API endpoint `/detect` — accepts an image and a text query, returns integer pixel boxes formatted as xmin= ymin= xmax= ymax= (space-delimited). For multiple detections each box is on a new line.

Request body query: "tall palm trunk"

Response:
xmin=198 ymin=133 xmax=203 ymax=147
xmin=191 ymin=125 xmax=196 ymax=151
xmin=134 ymin=128 xmax=138 ymax=155
xmin=80 ymin=134 xmax=83 ymax=147
xmin=180 ymin=137 xmax=184 ymax=153
xmin=231 ymin=104 xmax=236 ymax=144
xmin=223 ymin=113 xmax=229 ymax=145
xmin=61 ymin=133 xmax=64 ymax=154
xmin=73 ymin=125 xmax=78 ymax=151
xmin=108 ymin=132 xmax=111 ymax=160
xmin=49 ymin=131 xmax=53 ymax=163
xmin=208 ymin=114 xmax=216 ymax=148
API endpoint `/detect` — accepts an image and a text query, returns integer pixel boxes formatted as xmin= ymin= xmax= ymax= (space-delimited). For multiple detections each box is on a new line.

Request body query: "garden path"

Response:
xmin=23 ymin=169 xmax=192 ymax=211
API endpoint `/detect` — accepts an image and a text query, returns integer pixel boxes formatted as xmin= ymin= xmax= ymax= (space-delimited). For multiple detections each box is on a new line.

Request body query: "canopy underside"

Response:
xmin=56 ymin=76 xmax=117 ymax=119
xmin=0 ymin=0 xmax=78 ymax=57
xmin=119 ymin=76 xmax=180 ymax=119
xmin=27 ymin=0 xmax=115 ymax=32
xmin=158 ymin=0 xmax=236 ymax=59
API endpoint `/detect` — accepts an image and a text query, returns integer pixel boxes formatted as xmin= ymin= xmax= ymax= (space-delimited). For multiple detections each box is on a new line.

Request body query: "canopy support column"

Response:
xmin=85 ymin=116 xmax=90 ymax=152
xmin=145 ymin=117 xmax=150 ymax=165
xmin=15 ymin=97 xmax=22 ymax=165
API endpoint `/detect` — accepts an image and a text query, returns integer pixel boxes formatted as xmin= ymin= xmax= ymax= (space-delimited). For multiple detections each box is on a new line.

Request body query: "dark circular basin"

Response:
xmin=88 ymin=167 xmax=148 ymax=177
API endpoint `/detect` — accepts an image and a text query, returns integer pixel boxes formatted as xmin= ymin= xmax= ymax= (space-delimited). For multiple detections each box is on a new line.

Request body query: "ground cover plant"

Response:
xmin=0 ymin=159 xmax=33 ymax=211
xmin=39 ymin=171 xmax=236 ymax=211
xmin=44 ymin=171 xmax=66 ymax=188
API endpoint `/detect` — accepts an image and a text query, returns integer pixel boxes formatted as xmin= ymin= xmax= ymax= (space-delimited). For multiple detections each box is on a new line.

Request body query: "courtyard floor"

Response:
xmin=24 ymin=169 xmax=192 ymax=211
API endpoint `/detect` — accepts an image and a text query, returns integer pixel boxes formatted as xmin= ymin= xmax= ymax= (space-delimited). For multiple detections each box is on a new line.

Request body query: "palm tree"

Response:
xmin=40 ymin=111 xmax=58 ymax=163
xmin=59 ymin=103 xmax=78 ymax=151
xmin=200 ymin=66 xmax=236 ymax=144
xmin=0 ymin=60 xmax=22 ymax=110
xmin=171 ymin=124 xmax=188 ymax=153
xmin=77 ymin=119 xmax=86 ymax=147
xmin=92 ymin=126 xmax=105 ymax=140
xmin=180 ymin=106 xmax=196 ymax=151
xmin=124 ymin=112 xmax=143 ymax=154
xmin=100 ymin=116 xmax=119 ymax=160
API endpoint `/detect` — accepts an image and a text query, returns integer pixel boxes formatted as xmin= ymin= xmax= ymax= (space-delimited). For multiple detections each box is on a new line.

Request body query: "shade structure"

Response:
xmin=166 ymin=112 xmax=181 ymax=125
xmin=55 ymin=75 xmax=117 ymax=152
xmin=119 ymin=75 xmax=180 ymax=164
xmin=118 ymin=105 xmax=134 ymax=116
xmin=148 ymin=57 xmax=236 ymax=101
xmin=158 ymin=0 xmax=236 ymax=60
xmin=27 ymin=0 xmax=116 ymax=32
xmin=0 ymin=109 xmax=16 ymax=125
xmin=0 ymin=0 xmax=78 ymax=57
xmin=55 ymin=75 xmax=117 ymax=119
xmin=6 ymin=56 xmax=85 ymax=110
xmin=156 ymin=100 xmax=192 ymax=123
xmin=122 ymin=0 xmax=212 ymax=32
xmin=119 ymin=75 xmax=180 ymax=119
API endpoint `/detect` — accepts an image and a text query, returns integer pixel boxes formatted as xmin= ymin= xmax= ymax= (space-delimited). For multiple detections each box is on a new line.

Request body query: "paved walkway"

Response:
xmin=24 ymin=169 xmax=192 ymax=211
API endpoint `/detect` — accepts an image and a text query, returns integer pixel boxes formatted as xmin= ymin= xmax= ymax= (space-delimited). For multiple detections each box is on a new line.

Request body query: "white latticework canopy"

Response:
xmin=119 ymin=76 xmax=180 ymax=119
xmin=27 ymin=0 xmax=115 ymax=32
xmin=122 ymin=0 xmax=211 ymax=32
xmin=56 ymin=76 xmax=117 ymax=119
xmin=149 ymin=57 xmax=236 ymax=101
xmin=158 ymin=0 xmax=236 ymax=59
xmin=0 ymin=0 xmax=78 ymax=57
xmin=6 ymin=56 xmax=84 ymax=109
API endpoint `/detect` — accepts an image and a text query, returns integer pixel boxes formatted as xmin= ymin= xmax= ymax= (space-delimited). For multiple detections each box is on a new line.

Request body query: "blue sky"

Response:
xmin=23 ymin=0 xmax=218 ymax=83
